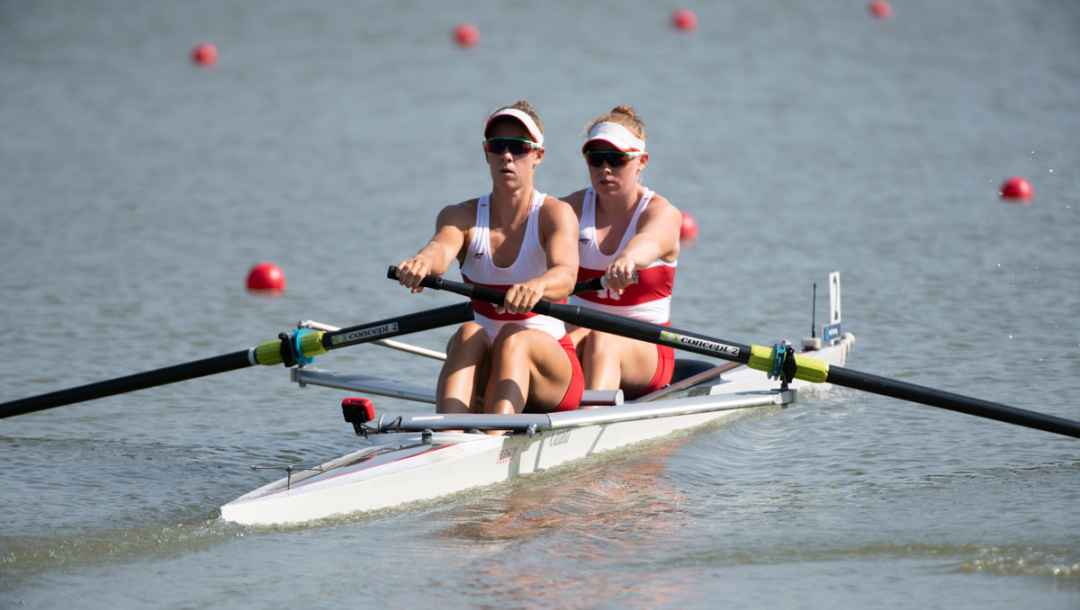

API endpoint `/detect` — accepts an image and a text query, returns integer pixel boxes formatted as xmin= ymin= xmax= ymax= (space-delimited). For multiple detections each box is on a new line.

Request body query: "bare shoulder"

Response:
xmin=641 ymin=192 xmax=682 ymax=223
xmin=435 ymin=198 xmax=479 ymax=229
xmin=557 ymin=189 xmax=589 ymax=217
xmin=539 ymin=194 xmax=576 ymax=219
xmin=538 ymin=195 xmax=579 ymax=233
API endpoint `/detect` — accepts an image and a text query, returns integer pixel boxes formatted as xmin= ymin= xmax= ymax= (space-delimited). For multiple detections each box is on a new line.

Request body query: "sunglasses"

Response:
xmin=483 ymin=137 xmax=541 ymax=156
xmin=583 ymin=151 xmax=643 ymax=167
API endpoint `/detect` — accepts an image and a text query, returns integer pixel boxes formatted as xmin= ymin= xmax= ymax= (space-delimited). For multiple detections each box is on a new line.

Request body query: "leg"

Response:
xmin=436 ymin=322 xmax=490 ymax=414
xmin=580 ymin=331 xmax=660 ymax=402
xmin=567 ymin=325 xmax=590 ymax=361
xmin=484 ymin=325 xmax=576 ymax=416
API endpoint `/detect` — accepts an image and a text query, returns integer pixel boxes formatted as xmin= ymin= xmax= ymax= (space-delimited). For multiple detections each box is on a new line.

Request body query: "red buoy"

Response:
xmin=1000 ymin=176 xmax=1033 ymax=203
xmin=868 ymin=1 xmax=892 ymax=19
xmin=672 ymin=9 xmax=698 ymax=32
xmin=246 ymin=262 xmax=286 ymax=292
xmin=454 ymin=23 xmax=480 ymax=48
xmin=680 ymin=211 xmax=699 ymax=242
xmin=191 ymin=42 xmax=218 ymax=66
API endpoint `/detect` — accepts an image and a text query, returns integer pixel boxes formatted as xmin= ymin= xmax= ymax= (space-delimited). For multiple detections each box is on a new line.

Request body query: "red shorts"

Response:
xmin=553 ymin=334 xmax=585 ymax=412
xmin=628 ymin=343 xmax=676 ymax=401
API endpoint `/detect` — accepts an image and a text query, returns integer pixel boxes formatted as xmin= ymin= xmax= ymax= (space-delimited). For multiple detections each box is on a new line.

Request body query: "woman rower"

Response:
xmin=395 ymin=102 xmax=584 ymax=419
xmin=562 ymin=106 xmax=683 ymax=402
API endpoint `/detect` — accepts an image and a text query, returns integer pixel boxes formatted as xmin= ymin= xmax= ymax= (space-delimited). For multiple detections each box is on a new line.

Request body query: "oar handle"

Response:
xmin=572 ymin=271 xmax=638 ymax=295
xmin=386 ymin=267 xmax=636 ymax=303
xmin=388 ymin=266 xmax=516 ymax=309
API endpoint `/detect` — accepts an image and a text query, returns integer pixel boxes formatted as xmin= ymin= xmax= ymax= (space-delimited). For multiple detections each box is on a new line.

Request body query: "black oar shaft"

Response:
xmin=322 ymin=302 xmax=473 ymax=351
xmin=826 ymin=367 xmax=1080 ymax=439
xmin=391 ymin=267 xmax=1080 ymax=440
xmin=0 ymin=302 xmax=476 ymax=419
xmin=0 ymin=350 xmax=254 ymax=419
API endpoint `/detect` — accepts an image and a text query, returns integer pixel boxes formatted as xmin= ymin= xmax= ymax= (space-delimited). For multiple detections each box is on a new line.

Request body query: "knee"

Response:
xmin=582 ymin=331 xmax=615 ymax=359
xmin=491 ymin=324 xmax=531 ymax=361
xmin=447 ymin=324 xmax=490 ymax=360
xmin=448 ymin=323 xmax=489 ymax=349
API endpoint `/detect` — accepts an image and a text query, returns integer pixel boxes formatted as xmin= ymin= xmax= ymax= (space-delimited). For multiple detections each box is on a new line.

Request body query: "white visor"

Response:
xmin=582 ymin=122 xmax=645 ymax=153
xmin=485 ymin=109 xmax=544 ymax=146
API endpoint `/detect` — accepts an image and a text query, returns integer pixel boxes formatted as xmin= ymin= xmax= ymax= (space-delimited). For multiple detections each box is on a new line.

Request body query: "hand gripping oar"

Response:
xmin=0 ymin=303 xmax=474 ymax=419
xmin=388 ymin=267 xmax=1080 ymax=440
xmin=572 ymin=271 xmax=638 ymax=295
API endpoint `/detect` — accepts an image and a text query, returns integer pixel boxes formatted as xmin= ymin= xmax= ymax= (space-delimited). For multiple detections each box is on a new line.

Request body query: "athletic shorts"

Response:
xmin=628 ymin=343 xmax=675 ymax=400
xmin=553 ymin=334 xmax=585 ymax=411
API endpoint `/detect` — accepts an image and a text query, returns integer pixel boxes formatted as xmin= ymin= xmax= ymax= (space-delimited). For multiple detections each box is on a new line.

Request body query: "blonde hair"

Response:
xmin=486 ymin=100 xmax=544 ymax=136
xmin=584 ymin=106 xmax=646 ymax=140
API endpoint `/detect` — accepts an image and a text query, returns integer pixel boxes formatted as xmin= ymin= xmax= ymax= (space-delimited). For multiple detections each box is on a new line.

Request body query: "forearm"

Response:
xmin=535 ymin=263 xmax=577 ymax=301
xmin=413 ymin=241 xmax=455 ymax=276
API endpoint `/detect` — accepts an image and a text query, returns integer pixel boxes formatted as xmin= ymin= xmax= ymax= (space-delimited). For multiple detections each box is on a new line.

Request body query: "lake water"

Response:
xmin=2 ymin=1 xmax=1078 ymax=607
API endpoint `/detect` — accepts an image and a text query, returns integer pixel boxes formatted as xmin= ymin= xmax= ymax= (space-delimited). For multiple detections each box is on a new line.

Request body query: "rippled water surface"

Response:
xmin=2 ymin=0 xmax=1079 ymax=607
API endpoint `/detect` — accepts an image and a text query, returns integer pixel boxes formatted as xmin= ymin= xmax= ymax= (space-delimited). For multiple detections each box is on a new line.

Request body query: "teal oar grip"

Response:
xmin=747 ymin=344 xmax=830 ymax=383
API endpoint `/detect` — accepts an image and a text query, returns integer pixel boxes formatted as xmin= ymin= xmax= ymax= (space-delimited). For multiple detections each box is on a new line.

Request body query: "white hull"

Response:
xmin=221 ymin=391 xmax=790 ymax=526
xmin=220 ymin=335 xmax=854 ymax=526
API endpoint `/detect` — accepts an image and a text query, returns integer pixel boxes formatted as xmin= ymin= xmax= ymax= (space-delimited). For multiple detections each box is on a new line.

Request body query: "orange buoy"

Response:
xmin=672 ymin=9 xmax=698 ymax=32
xmin=454 ymin=23 xmax=480 ymax=48
xmin=1000 ymin=176 xmax=1033 ymax=203
xmin=680 ymin=211 xmax=699 ymax=242
xmin=191 ymin=42 xmax=218 ymax=66
xmin=868 ymin=1 xmax=892 ymax=19
xmin=246 ymin=262 xmax=286 ymax=292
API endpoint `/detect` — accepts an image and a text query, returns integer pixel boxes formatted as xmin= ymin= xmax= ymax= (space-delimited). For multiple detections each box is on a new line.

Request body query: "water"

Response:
xmin=2 ymin=0 xmax=1079 ymax=607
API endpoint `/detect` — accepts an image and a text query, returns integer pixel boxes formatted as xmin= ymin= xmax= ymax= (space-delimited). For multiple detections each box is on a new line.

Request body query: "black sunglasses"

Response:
xmin=483 ymin=138 xmax=540 ymax=156
xmin=583 ymin=151 xmax=642 ymax=168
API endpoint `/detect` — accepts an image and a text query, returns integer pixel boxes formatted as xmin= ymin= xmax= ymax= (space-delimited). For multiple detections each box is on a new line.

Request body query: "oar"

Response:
xmin=0 ymin=303 xmax=474 ymax=419
xmin=572 ymin=271 xmax=637 ymax=295
xmin=387 ymin=267 xmax=1080 ymax=440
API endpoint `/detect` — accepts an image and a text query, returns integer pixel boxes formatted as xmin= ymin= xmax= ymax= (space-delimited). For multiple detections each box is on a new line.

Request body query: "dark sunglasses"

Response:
xmin=583 ymin=151 xmax=643 ymax=167
xmin=483 ymin=137 xmax=541 ymax=156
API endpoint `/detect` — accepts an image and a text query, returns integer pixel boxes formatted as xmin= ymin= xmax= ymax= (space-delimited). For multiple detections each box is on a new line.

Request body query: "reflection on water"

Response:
xmin=432 ymin=443 xmax=703 ymax=608
xmin=440 ymin=443 xmax=688 ymax=545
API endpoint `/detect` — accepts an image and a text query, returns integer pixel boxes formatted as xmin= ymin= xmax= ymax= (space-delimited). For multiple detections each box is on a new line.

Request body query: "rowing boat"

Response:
xmin=220 ymin=284 xmax=856 ymax=526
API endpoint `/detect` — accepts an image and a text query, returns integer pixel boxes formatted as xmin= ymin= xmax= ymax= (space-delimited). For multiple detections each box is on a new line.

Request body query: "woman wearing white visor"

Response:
xmin=562 ymin=106 xmax=682 ymax=401
xmin=395 ymin=102 xmax=584 ymax=420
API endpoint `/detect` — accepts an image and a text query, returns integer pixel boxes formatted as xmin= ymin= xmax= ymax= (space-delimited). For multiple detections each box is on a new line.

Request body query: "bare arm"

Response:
xmin=606 ymin=194 xmax=682 ymax=291
xmin=501 ymin=196 xmax=580 ymax=314
xmin=395 ymin=201 xmax=474 ymax=293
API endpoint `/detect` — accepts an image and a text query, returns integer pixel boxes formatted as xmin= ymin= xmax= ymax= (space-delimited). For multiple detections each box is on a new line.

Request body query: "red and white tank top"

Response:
xmin=568 ymin=187 xmax=677 ymax=324
xmin=460 ymin=191 xmax=567 ymax=342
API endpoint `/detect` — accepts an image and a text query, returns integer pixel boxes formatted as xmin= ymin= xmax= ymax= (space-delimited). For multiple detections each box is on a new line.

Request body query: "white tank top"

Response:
xmin=460 ymin=191 xmax=567 ymax=342
xmin=567 ymin=187 xmax=677 ymax=324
